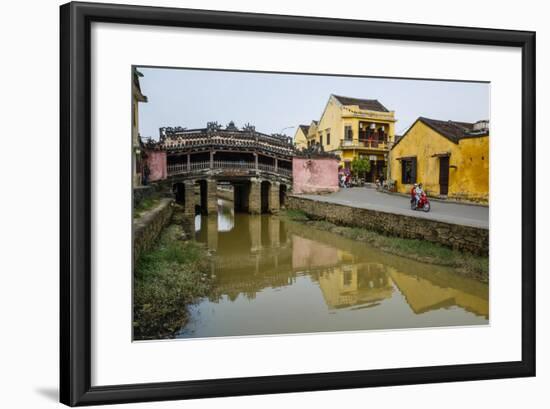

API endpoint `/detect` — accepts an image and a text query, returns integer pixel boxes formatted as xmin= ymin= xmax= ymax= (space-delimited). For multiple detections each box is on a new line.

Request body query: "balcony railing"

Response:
xmin=340 ymin=139 xmax=389 ymax=149
xmin=167 ymin=160 xmax=292 ymax=177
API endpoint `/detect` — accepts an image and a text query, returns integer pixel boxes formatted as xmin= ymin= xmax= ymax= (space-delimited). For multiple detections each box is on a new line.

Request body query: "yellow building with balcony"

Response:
xmin=299 ymin=94 xmax=397 ymax=182
xmin=390 ymin=117 xmax=489 ymax=202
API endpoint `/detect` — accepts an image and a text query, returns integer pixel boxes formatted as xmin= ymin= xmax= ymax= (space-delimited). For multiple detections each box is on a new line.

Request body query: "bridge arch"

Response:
xmin=233 ymin=182 xmax=250 ymax=213
xmin=195 ymin=179 xmax=207 ymax=214
xmin=173 ymin=182 xmax=186 ymax=205
xmin=261 ymin=180 xmax=271 ymax=214
xmin=194 ymin=178 xmax=217 ymax=215
xmin=279 ymin=184 xmax=287 ymax=208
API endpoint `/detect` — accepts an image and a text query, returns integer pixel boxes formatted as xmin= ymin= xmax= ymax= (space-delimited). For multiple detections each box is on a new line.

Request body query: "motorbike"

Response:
xmin=410 ymin=191 xmax=431 ymax=212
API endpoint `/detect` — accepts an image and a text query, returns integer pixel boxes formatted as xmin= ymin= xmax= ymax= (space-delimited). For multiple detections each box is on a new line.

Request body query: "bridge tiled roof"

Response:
xmin=159 ymin=128 xmax=295 ymax=158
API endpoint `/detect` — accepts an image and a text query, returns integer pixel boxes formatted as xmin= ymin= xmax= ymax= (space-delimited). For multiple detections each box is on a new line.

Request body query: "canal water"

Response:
xmin=176 ymin=199 xmax=488 ymax=339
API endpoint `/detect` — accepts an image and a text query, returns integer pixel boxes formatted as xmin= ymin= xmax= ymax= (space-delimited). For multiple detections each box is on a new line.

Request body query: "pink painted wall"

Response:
xmin=292 ymin=157 xmax=339 ymax=194
xmin=145 ymin=150 xmax=167 ymax=182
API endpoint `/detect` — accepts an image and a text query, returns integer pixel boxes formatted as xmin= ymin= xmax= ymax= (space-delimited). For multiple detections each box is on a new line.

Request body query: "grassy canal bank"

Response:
xmin=133 ymin=223 xmax=212 ymax=340
xmin=282 ymin=209 xmax=489 ymax=282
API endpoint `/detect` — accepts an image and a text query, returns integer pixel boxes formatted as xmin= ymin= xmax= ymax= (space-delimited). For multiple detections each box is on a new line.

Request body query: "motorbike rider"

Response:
xmin=410 ymin=183 xmax=418 ymax=201
xmin=411 ymin=183 xmax=418 ymax=203
xmin=414 ymin=183 xmax=424 ymax=208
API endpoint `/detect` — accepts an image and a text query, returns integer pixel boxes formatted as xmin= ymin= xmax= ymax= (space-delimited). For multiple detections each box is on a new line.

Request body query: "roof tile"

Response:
xmin=332 ymin=95 xmax=389 ymax=112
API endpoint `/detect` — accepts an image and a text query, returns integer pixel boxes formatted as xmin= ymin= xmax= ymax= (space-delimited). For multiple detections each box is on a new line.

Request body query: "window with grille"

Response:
xmin=401 ymin=158 xmax=417 ymax=184
xmin=344 ymin=125 xmax=353 ymax=141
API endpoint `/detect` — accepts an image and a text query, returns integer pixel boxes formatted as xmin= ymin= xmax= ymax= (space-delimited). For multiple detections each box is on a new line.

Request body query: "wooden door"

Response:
xmin=439 ymin=156 xmax=450 ymax=195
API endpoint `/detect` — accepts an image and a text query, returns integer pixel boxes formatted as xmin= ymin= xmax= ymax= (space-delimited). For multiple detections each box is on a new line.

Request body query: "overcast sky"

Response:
xmin=137 ymin=67 xmax=489 ymax=140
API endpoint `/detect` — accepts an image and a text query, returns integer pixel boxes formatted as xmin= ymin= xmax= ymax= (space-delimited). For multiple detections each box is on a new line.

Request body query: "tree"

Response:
xmin=350 ymin=157 xmax=371 ymax=179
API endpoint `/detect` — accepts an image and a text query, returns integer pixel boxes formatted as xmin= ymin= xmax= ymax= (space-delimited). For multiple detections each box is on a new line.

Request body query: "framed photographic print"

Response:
xmin=60 ymin=1 xmax=536 ymax=406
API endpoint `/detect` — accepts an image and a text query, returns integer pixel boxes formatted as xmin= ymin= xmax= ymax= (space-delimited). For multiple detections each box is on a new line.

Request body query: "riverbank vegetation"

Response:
xmin=283 ymin=209 xmax=488 ymax=282
xmin=133 ymin=197 xmax=161 ymax=218
xmin=133 ymin=224 xmax=212 ymax=340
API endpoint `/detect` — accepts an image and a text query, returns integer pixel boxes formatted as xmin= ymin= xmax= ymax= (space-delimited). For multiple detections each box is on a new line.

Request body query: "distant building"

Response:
xmin=293 ymin=120 xmax=319 ymax=149
xmin=293 ymin=124 xmax=310 ymax=149
xmin=297 ymin=94 xmax=397 ymax=182
xmin=390 ymin=117 xmax=489 ymax=202
xmin=132 ymin=68 xmax=148 ymax=187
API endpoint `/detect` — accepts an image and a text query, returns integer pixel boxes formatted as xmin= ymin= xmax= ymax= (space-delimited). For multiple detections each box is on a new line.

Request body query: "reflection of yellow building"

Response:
xmin=318 ymin=263 xmax=394 ymax=309
xmin=297 ymin=95 xmax=396 ymax=182
xmin=389 ymin=270 xmax=488 ymax=318
xmin=390 ymin=117 xmax=489 ymax=202
xmin=316 ymin=262 xmax=488 ymax=317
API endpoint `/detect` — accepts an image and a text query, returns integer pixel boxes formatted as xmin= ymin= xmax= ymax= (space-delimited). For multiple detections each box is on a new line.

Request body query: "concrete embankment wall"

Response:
xmin=133 ymin=198 xmax=174 ymax=262
xmin=287 ymin=195 xmax=488 ymax=256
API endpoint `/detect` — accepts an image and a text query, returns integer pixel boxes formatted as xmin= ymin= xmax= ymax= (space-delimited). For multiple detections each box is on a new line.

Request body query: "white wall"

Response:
xmin=0 ymin=0 xmax=546 ymax=408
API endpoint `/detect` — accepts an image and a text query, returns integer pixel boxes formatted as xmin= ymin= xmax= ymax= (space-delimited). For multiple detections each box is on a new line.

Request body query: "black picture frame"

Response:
xmin=60 ymin=1 xmax=536 ymax=406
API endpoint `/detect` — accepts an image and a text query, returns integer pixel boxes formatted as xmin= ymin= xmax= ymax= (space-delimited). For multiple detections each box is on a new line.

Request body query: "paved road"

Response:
xmin=297 ymin=188 xmax=489 ymax=229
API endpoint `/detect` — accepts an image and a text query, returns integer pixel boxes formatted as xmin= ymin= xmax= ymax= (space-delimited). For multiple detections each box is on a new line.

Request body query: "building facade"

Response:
xmin=390 ymin=117 xmax=489 ymax=202
xmin=293 ymin=125 xmax=309 ymax=149
xmin=132 ymin=67 xmax=148 ymax=187
xmin=298 ymin=94 xmax=396 ymax=182
xmin=306 ymin=120 xmax=320 ymax=148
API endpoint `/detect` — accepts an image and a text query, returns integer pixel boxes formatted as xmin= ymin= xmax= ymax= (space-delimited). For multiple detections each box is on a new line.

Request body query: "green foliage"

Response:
xmin=350 ymin=157 xmax=371 ymax=176
xmin=284 ymin=209 xmax=310 ymax=222
xmin=133 ymin=197 xmax=160 ymax=218
xmin=133 ymin=225 xmax=212 ymax=340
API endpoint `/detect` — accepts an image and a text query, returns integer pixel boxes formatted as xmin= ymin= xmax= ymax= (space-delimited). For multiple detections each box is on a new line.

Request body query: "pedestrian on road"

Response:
xmin=143 ymin=163 xmax=150 ymax=186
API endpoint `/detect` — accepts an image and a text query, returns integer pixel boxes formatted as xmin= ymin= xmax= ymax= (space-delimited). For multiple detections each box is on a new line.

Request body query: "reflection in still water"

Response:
xmin=177 ymin=199 xmax=488 ymax=338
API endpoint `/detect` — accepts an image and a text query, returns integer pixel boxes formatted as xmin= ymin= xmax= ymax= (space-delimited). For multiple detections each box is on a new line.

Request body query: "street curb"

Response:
xmin=376 ymin=187 xmax=489 ymax=208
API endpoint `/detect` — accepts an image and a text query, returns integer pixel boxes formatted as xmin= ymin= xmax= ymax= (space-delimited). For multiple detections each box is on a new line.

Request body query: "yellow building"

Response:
xmin=390 ymin=117 xmax=489 ymax=202
xmin=132 ymin=67 xmax=148 ymax=187
xmin=293 ymin=124 xmax=310 ymax=149
xmin=303 ymin=120 xmax=319 ymax=147
xmin=299 ymin=94 xmax=396 ymax=182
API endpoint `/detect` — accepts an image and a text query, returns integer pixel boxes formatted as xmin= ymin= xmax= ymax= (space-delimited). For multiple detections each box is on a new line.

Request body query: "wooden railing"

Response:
xmin=167 ymin=161 xmax=292 ymax=177
xmin=279 ymin=167 xmax=292 ymax=177
xmin=213 ymin=160 xmax=255 ymax=170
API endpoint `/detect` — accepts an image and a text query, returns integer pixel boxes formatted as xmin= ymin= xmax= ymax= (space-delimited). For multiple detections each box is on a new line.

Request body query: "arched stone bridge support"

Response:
xmin=248 ymin=178 xmax=262 ymax=215
xmin=183 ymin=181 xmax=195 ymax=217
xmin=269 ymin=181 xmax=281 ymax=214
xmin=172 ymin=176 xmax=290 ymax=216
xmin=171 ymin=180 xmax=196 ymax=235
xmin=206 ymin=179 xmax=218 ymax=215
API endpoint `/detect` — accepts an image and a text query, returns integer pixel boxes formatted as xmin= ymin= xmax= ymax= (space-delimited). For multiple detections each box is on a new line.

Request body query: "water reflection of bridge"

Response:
xmin=159 ymin=123 xmax=293 ymax=217
xmin=196 ymin=210 xmax=489 ymax=318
